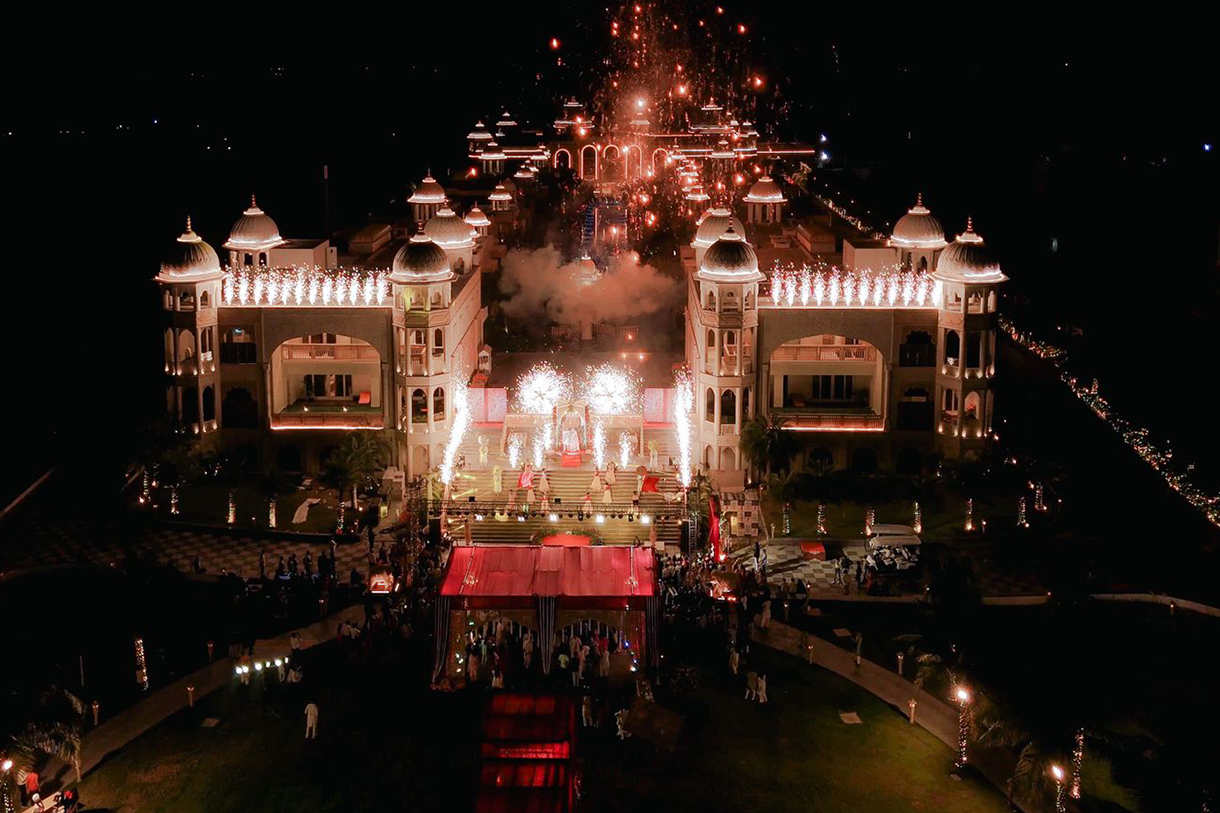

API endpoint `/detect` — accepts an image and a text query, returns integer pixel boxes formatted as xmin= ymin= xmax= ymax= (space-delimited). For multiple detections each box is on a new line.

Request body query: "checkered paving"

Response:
xmin=0 ymin=490 xmax=371 ymax=580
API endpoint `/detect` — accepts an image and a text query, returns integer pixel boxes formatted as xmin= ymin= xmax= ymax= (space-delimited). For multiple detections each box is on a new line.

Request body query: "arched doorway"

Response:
xmin=222 ymin=387 xmax=258 ymax=428
xmin=651 ymin=148 xmax=668 ymax=176
xmin=623 ymin=145 xmax=642 ymax=179
xmin=897 ymin=387 xmax=933 ymax=430
xmin=554 ymin=148 xmax=571 ymax=171
xmin=580 ymin=145 xmax=598 ymax=180
xmin=602 ymin=145 xmax=622 ymax=182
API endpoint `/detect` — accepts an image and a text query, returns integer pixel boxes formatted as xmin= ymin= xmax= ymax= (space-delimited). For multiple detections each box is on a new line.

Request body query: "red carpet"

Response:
xmin=561 ymin=452 xmax=583 ymax=467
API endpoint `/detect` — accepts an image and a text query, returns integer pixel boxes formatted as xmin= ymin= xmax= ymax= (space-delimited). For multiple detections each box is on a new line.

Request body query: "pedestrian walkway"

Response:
xmin=23 ymin=605 xmax=364 ymax=808
xmin=754 ymin=619 xmax=1030 ymax=812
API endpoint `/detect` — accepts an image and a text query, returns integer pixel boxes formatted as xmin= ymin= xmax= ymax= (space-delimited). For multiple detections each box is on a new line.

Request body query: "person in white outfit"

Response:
xmin=605 ymin=462 xmax=617 ymax=486
xmin=602 ymin=483 xmax=613 ymax=505
xmin=305 ymin=702 xmax=319 ymax=739
xmin=757 ymin=673 xmax=769 ymax=704
xmin=729 ymin=647 xmax=740 ymax=675
xmin=523 ymin=632 xmax=533 ymax=669
xmin=590 ymin=471 xmax=603 ymax=492
xmin=600 ymin=646 xmax=611 ymax=677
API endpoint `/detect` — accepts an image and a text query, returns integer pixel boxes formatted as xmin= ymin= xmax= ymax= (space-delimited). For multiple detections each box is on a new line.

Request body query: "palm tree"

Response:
xmin=4 ymin=685 xmax=85 ymax=783
xmin=741 ymin=415 xmax=797 ymax=479
xmin=327 ymin=432 xmax=386 ymax=511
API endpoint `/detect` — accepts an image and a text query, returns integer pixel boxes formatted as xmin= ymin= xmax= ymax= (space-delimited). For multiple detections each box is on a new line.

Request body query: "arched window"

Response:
xmin=706 ymin=388 xmax=715 ymax=422
xmin=719 ymin=446 xmax=736 ymax=470
xmin=164 ymin=329 xmax=175 ymax=369
xmin=964 ymin=391 xmax=981 ymax=419
xmin=199 ymin=290 xmax=210 ymax=309
xmin=706 ymin=288 xmax=717 ymax=310
xmin=987 ymin=290 xmax=997 ymax=312
xmin=918 ymin=256 xmax=928 ymax=272
xmin=744 ymin=289 xmax=753 ymax=310
xmin=163 ymin=289 xmax=174 ymax=310
xmin=703 ymin=445 xmax=714 ymax=468
xmin=944 ymin=331 xmax=961 ymax=365
xmin=943 ymin=389 xmax=959 ymax=412
xmin=221 ymin=387 xmax=258 ymax=428
xmin=411 ymin=388 xmax=428 ymax=423
xmin=433 ymin=328 xmax=445 ymax=356
xmin=177 ymin=289 xmax=195 ymax=311
xmin=899 ymin=330 xmax=935 ymax=367
xmin=202 ymin=385 xmax=215 ymax=422
xmin=433 ymin=387 xmax=446 ymax=418
xmin=742 ymin=387 xmax=751 ymax=419
xmin=706 ymin=329 xmax=715 ymax=350
xmin=720 ymin=390 xmax=736 ymax=424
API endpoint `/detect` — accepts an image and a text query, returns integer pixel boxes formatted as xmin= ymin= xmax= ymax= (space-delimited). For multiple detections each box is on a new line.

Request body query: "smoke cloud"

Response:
xmin=498 ymin=246 xmax=681 ymax=324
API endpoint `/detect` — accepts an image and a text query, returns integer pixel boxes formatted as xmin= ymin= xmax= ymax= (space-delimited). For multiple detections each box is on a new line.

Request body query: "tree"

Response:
xmin=3 ymin=685 xmax=85 ymax=783
xmin=327 ymin=432 xmax=387 ymax=510
xmin=740 ymin=415 xmax=798 ymax=479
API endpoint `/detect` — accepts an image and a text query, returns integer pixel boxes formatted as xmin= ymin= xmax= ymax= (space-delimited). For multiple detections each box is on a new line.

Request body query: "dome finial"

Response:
xmin=916 ymin=191 xmax=923 ymax=206
xmin=251 ymin=193 xmax=257 ymax=208
xmin=185 ymin=215 xmax=192 ymax=233
xmin=966 ymin=216 xmax=974 ymax=233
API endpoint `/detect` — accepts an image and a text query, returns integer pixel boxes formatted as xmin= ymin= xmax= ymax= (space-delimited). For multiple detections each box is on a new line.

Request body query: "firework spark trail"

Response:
xmin=585 ymin=363 xmax=642 ymax=415
xmin=619 ymin=431 xmax=633 ymax=468
xmin=508 ymin=433 xmax=524 ymax=469
xmin=440 ymin=371 xmax=471 ymax=485
xmin=593 ymin=422 xmax=607 ymax=470
xmin=516 ymin=362 xmax=572 ymax=415
xmin=673 ymin=367 xmax=695 ymax=488
xmin=768 ymin=263 xmax=939 ymax=308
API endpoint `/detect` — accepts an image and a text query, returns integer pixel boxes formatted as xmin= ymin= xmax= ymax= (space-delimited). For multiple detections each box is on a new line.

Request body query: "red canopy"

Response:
xmin=441 ymin=545 xmax=656 ymax=598
xmin=541 ymin=534 xmax=590 ymax=547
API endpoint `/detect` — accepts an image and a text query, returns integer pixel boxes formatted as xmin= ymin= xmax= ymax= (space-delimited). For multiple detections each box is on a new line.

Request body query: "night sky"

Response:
xmin=2 ymin=8 xmax=1215 ymax=495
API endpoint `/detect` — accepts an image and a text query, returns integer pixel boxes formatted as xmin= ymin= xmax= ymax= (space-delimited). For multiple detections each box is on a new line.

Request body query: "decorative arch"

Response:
xmin=553 ymin=148 xmax=571 ymax=170
xmin=177 ymin=329 xmax=196 ymax=363
xmin=720 ymin=389 xmax=736 ymax=424
xmin=579 ymin=144 xmax=598 ymax=180
xmin=433 ymin=386 xmax=446 ymax=418
xmin=756 ymin=310 xmax=893 ymax=371
xmin=202 ymin=385 xmax=215 ymax=422
xmin=718 ymin=446 xmax=736 ymax=470
xmin=623 ymin=144 xmax=642 ymax=179
xmin=705 ymin=387 xmax=715 ymax=422
xmin=651 ymin=148 xmax=669 ymax=175
xmin=602 ymin=144 xmax=622 ymax=182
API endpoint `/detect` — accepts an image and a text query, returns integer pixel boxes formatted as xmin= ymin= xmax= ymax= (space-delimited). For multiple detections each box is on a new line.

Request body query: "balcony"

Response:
xmin=272 ymin=402 xmax=383 ymax=430
xmin=281 ymin=344 xmax=380 ymax=361
xmin=774 ymin=408 xmax=885 ymax=432
xmin=772 ymin=344 xmax=876 ymax=362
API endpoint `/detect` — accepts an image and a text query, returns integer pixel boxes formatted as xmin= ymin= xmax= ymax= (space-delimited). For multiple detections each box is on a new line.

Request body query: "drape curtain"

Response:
xmin=537 ymin=595 xmax=557 ymax=675
xmin=432 ymin=596 xmax=451 ymax=682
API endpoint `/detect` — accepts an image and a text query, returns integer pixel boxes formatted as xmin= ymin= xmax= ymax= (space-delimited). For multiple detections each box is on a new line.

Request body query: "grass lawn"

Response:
xmin=172 ymin=482 xmax=339 ymax=535
xmin=76 ymin=640 xmax=482 ymax=813
xmin=583 ymin=635 xmax=1012 ymax=813
xmin=76 ymin=629 xmax=1011 ymax=813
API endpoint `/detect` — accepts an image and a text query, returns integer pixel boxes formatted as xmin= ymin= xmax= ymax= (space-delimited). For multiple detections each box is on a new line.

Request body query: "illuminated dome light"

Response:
xmin=891 ymin=193 xmax=947 ymax=249
xmin=564 ymin=98 xmax=583 ymax=109
xmin=696 ymin=226 xmax=765 ymax=283
xmin=496 ymin=111 xmax=517 ymax=127
xmin=514 ymin=164 xmax=536 ymax=180
xmin=157 ymin=216 xmax=223 ymax=281
xmin=934 ymin=219 xmax=1008 ymax=283
xmin=466 ymin=121 xmax=493 ymax=141
xmin=463 ymin=205 xmax=491 ymax=228
xmin=710 ymin=140 xmax=736 ymax=160
xmin=488 ymin=184 xmax=514 ymax=203
xmin=390 ymin=234 xmax=455 ymax=283
xmin=693 ymin=207 xmax=746 ymax=248
xmin=741 ymin=120 xmax=759 ymax=137
xmin=630 ymin=118 xmax=650 ymax=127
xmin=743 ymin=176 xmax=786 ymax=204
xmin=685 ymin=185 xmax=711 ymax=202
xmin=701 ymin=101 xmax=723 ymax=112
xmin=423 ymin=206 xmax=477 ymax=250
xmin=480 ymin=141 xmax=508 ymax=161
xmin=408 ymin=172 xmax=447 ymax=205
xmin=223 ymin=195 xmax=286 ymax=252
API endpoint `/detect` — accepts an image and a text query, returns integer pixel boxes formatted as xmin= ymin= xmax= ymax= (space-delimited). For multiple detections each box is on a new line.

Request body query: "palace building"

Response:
xmin=157 ymin=92 xmax=1005 ymax=494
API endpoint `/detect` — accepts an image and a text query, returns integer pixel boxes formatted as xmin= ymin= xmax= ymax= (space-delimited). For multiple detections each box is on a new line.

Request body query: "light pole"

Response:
xmin=953 ymin=686 xmax=971 ymax=768
xmin=1051 ymin=763 xmax=1066 ymax=813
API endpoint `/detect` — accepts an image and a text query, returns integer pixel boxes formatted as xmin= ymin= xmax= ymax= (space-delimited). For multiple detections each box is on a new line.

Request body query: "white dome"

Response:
xmin=390 ymin=235 xmax=455 ymax=283
xmin=488 ymin=184 xmax=513 ymax=202
xmin=480 ymin=141 xmax=507 ymax=161
xmin=743 ymin=176 xmax=785 ymax=204
xmin=685 ymin=185 xmax=711 ymax=202
xmin=158 ymin=217 xmax=223 ymax=281
xmin=697 ymin=227 xmax=764 ymax=282
xmin=693 ymin=207 xmax=746 ymax=248
xmin=223 ymin=196 xmax=285 ymax=252
xmin=891 ymin=195 xmax=947 ymax=249
xmin=496 ymin=112 xmax=517 ymax=127
xmin=423 ymin=207 xmax=477 ymax=249
xmin=463 ymin=205 xmax=491 ymax=227
xmin=467 ymin=121 xmax=492 ymax=141
xmin=408 ymin=173 xmax=447 ymax=205
xmin=710 ymin=140 xmax=735 ymax=159
xmin=934 ymin=220 xmax=1006 ymax=283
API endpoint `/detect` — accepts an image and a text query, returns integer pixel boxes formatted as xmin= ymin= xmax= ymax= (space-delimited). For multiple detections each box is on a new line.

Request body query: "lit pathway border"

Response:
xmin=754 ymin=619 xmax=1033 ymax=812
xmin=22 ymin=605 xmax=364 ymax=810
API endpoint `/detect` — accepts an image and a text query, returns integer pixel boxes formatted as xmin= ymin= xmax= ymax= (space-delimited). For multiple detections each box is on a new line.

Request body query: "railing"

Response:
xmin=281 ymin=344 xmax=380 ymax=361
xmin=271 ymin=411 xmax=383 ymax=429
xmin=779 ymin=412 xmax=884 ymax=431
xmin=771 ymin=344 xmax=876 ymax=362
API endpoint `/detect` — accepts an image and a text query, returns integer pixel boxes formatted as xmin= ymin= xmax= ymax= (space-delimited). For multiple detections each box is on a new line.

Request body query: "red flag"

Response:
xmin=641 ymin=475 xmax=660 ymax=494
xmin=709 ymin=493 xmax=722 ymax=561
xmin=517 ymin=469 xmax=534 ymax=490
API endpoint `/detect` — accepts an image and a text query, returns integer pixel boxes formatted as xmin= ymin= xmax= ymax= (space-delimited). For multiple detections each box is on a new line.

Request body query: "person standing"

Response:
xmin=304 ymin=702 xmax=319 ymax=739
xmin=23 ymin=769 xmax=40 ymax=807
xmin=582 ymin=694 xmax=594 ymax=727
xmin=760 ymin=599 xmax=771 ymax=630
xmin=600 ymin=644 xmax=611 ymax=678
xmin=259 ymin=550 xmax=267 ymax=580
xmin=729 ymin=646 xmax=740 ymax=675
xmin=522 ymin=631 xmax=534 ymax=670
xmin=744 ymin=670 xmax=757 ymax=701
xmin=757 ymin=673 xmax=768 ymax=704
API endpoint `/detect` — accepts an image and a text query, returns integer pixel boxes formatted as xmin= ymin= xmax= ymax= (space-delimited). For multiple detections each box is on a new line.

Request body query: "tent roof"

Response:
xmin=440 ymin=545 xmax=656 ymax=598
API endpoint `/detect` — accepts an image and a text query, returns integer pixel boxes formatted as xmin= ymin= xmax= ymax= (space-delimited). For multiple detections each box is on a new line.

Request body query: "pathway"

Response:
xmin=22 ymin=605 xmax=364 ymax=809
